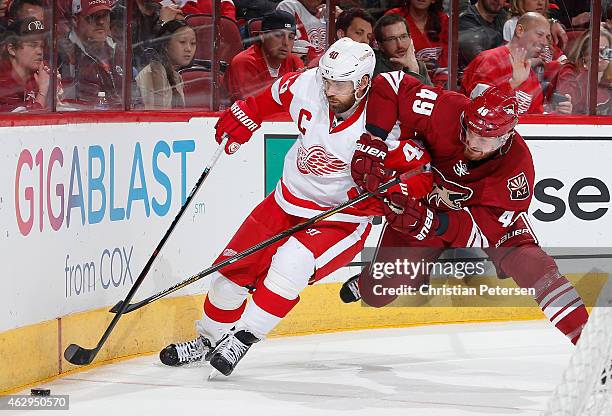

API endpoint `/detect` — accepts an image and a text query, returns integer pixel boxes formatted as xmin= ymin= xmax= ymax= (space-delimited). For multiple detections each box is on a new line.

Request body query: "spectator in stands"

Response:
xmin=385 ymin=1 xmax=449 ymax=78
xmin=503 ymin=0 xmax=567 ymax=50
xmin=136 ymin=19 xmax=195 ymax=109
xmin=305 ymin=7 xmax=375 ymax=69
xmin=462 ymin=12 xmax=572 ymax=114
xmin=335 ymin=7 xmax=375 ymax=44
xmin=458 ymin=0 xmax=507 ymax=67
xmin=0 ymin=17 xmax=50 ymax=112
xmin=277 ymin=0 xmax=327 ymax=61
xmin=67 ymin=0 xmax=123 ymax=108
xmin=555 ymin=29 xmax=612 ymax=115
xmin=372 ymin=13 xmax=432 ymax=84
xmin=180 ymin=0 xmax=236 ymax=21
xmin=503 ymin=0 xmax=568 ymax=96
xmin=554 ymin=0 xmax=590 ymax=29
xmin=7 ymin=0 xmax=45 ymax=23
xmin=224 ymin=10 xmax=303 ymax=100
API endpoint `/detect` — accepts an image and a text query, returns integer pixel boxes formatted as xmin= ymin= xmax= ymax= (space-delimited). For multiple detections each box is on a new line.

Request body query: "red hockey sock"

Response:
xmin=252 ymin=280 xmax=300 ymax=318
xmin=534 ymin=275 xmax=588 ymax=344
xmin=203 ymin=296 xmax=247 ymax=323
xmin=496 ymin=245 xmax=589 ymax=344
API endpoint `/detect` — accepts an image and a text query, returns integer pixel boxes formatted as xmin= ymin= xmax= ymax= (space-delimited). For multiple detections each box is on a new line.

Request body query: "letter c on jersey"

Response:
xmin=297 ymin=109 xmax=312 ymax=135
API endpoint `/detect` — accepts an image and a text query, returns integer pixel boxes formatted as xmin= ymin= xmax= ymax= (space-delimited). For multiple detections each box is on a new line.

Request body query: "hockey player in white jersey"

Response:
xmin=159 ymin=37 xmax=432 ymax=377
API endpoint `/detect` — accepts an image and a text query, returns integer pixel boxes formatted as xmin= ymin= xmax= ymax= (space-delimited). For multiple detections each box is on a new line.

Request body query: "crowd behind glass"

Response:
xmin=1 ymin=0 xmax=610 ymax=115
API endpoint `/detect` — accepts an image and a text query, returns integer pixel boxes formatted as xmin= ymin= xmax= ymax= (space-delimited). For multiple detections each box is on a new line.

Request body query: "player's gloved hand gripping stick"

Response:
xmin=108 ymin=165 xmax=425 ymax=316
xmin=64 ymin=135 xmax=229 ymax=366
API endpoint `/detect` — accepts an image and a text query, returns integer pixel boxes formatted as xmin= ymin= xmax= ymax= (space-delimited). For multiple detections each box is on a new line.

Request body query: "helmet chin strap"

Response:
xmin=337 ymin=81 xmax=370 ymax=119
xmin=353 ymin=77 xmax=371 ymax=104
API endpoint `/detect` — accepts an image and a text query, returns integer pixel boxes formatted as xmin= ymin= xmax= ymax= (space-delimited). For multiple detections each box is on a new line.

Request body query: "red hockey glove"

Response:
xmin=383 ymin=193 xmax=439 ymax=239
xmin=214 ymin=96 xmax=262 ymax=154
xmin=351 ymin=133 xmax=391 ymax=193
xmin=346 ymin=187 xmax=385 ymax=216
xmin=383 ymin=166 xmax=433 ymax=200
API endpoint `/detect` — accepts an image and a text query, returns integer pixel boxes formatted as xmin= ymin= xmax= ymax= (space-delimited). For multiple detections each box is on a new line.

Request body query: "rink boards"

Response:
xmin=1 ymin=115 xmax=611 ymax=392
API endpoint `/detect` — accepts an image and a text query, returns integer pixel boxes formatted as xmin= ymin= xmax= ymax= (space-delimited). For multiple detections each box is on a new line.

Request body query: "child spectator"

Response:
xmin=136 ymin=19 xmax=196 ymax=109
xmin=0 ymin=17 xmax=50 ymax=111
xmin=224 ymin=10 xmax=303 ymax=101
xmin=555 ymin=29 xmax=612 ymax=115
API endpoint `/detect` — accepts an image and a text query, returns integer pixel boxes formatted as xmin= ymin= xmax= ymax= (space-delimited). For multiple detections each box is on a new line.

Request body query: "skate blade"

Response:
xmin=207 ymin=368 xmax=221 ymax=381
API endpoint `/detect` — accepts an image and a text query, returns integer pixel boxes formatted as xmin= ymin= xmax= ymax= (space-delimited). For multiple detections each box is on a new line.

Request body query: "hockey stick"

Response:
xmin=106 ymin=166 xmax=424 ymax=317
xmin=64 ymin=135 xmax=228 ymax=366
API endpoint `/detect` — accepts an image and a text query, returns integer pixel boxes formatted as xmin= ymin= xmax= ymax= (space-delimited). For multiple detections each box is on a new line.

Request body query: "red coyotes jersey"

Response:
xmin=253 ymin=69 xmax=431 ymax=223
xmin=461 ymin=46 xmax=544 ymax=114
xmin=367 ymin=71 xmax=536 ymax=248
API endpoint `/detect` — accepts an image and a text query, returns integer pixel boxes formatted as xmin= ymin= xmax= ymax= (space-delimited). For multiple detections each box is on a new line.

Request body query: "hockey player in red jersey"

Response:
xmin=158 ymin=38 xmax=433 ymax=377
xmin=343 ymin=72 xmax=589 ymax=346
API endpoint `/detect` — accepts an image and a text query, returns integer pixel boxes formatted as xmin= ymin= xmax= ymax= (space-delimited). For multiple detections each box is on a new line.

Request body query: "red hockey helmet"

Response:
xmin=462 ymin=85 xmax=519 ymax=138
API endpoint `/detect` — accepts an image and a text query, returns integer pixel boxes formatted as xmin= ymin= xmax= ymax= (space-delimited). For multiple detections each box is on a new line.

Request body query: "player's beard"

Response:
xmin=327 ymin=95 xmax=356 ymax=114
xmin=463 ymin=146 xmax=496 ymax=161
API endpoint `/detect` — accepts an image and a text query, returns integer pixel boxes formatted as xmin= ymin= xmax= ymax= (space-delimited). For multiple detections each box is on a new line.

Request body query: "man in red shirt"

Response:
xmin=344 ymin=72 xmax=588 ymax=347
xmin=462 ymin=12 xmax=572 ymax=114
xmin=224 ymin=10 xmax=304 ymax=101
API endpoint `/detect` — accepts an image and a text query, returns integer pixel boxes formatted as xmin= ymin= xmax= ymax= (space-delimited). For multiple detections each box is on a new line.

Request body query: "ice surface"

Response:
xmin=16 ymin=321 xmax=573 ymax=416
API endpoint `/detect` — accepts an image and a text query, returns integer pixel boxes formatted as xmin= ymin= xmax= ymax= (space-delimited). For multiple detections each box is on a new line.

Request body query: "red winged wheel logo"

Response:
xmin=296 ymin=145 xmax=347 ymax=176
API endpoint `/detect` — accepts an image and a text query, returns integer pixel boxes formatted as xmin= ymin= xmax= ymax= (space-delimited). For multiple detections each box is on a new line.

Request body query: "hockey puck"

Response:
xmin=30 ymin=388 xmax=51 ymax=396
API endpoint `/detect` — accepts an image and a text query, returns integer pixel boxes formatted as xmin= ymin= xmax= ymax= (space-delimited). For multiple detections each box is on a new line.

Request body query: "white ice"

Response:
xmin=15 ymin=320 xmax=574 ymax=416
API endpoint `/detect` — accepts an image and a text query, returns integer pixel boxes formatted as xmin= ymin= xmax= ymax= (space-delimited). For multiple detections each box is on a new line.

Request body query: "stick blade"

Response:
xmin=123 ymin=300 xmax=147 ymax=313
xmin=108 ymin=299 xmax=145 ymax=314
xmin=64 ymin=343 xmax=98 ymax=366
xmin=109 ymin=300 xmax=123 ymax=314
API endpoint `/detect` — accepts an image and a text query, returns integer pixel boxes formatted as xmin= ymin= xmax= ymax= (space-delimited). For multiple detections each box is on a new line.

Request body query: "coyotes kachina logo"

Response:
xmin=507 ymin=172 xmax=530 ymax=200
xmin=427 ymin=167 xmax=473 ymax=210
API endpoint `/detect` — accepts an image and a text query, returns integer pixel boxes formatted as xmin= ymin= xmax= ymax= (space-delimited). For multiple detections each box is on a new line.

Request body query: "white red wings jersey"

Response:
xmin=366 ymin=71 xmax=537 ymax=247
xmin=276 ymin=0 xmax=326 ymax=53
xmin=257 ymin=69 xmax=429 ymax=223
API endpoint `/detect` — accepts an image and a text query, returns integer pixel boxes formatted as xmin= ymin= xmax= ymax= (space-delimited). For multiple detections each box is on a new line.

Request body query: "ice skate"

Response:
xmin=339 ymin=274 xmax=361 ymax=303
xmin=208 ymin=328 xmax=260 ymax=378
xmin=159 ymin=335 xmax=214 ymax=366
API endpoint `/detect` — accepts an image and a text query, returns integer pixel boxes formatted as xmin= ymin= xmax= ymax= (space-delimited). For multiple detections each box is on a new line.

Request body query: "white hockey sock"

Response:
xmin=236 ymin=299 xmax=282 ymax=340
xmin=196 ymin=314 xmax=234 ymax=345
